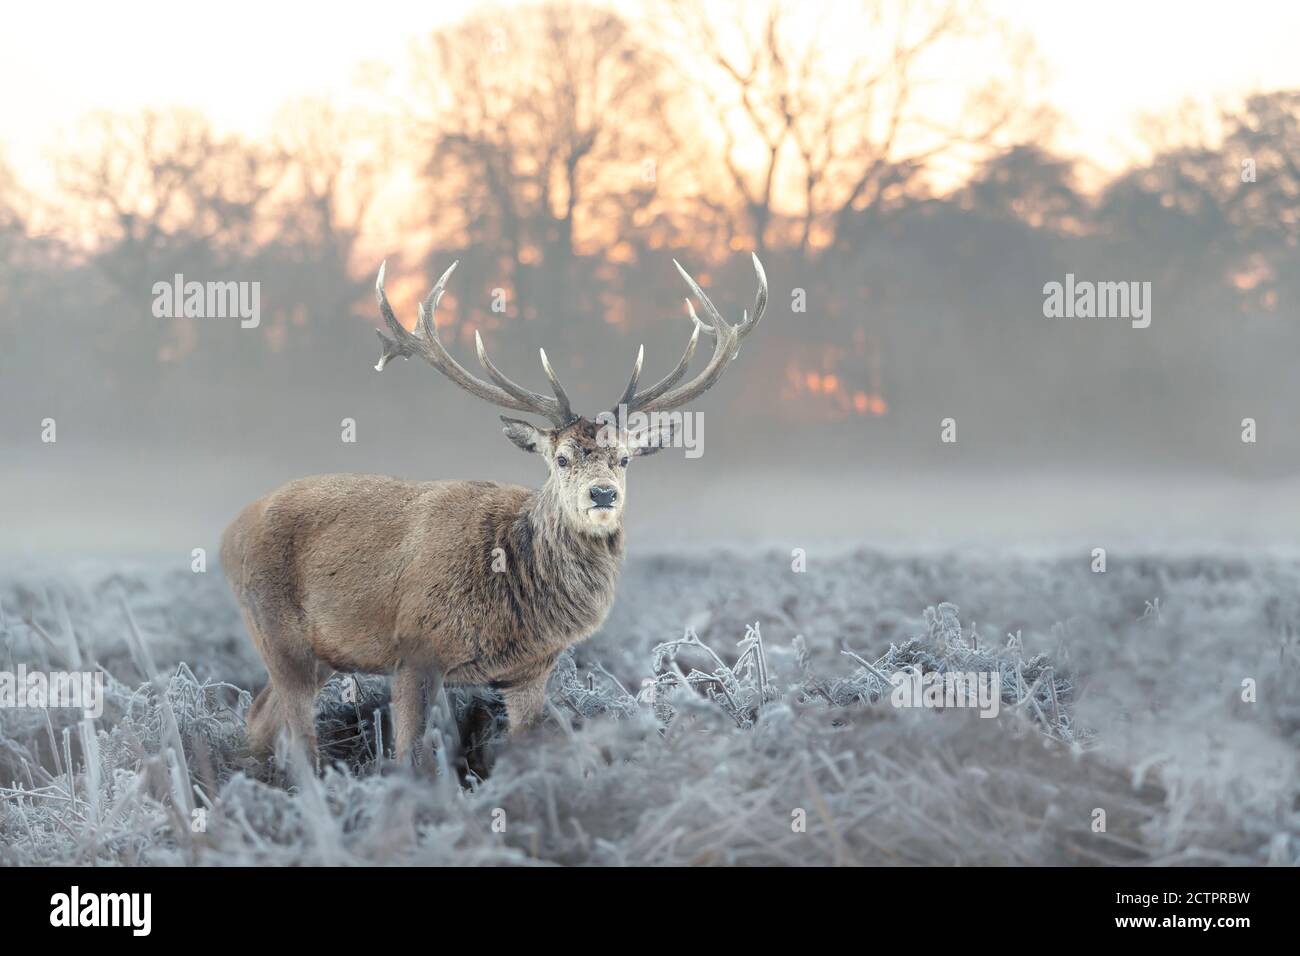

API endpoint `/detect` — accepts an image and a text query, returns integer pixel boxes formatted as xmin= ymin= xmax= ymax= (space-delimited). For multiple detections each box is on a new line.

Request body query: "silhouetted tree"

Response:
xmin=660 ymin=0 xmax=1039 ymax=260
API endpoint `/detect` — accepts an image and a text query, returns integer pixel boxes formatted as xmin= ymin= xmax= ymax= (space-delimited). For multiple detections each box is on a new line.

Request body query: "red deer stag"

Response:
xmin=221 ymin=254 xmax=768 ymax=763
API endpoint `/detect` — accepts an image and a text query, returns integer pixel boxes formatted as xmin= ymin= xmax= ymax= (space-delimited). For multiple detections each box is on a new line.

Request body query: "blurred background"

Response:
xmin=2 ymin=0 xmax=1300 ymax=556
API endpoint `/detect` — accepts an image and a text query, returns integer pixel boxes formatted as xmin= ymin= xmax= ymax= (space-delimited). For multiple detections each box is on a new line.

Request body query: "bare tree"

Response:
xmin=55 ymin=109 xmax=279 ymax=291
xmin=1220 ymin=92 xmax=1300 ymax=252
xmin=661 ymin=0 xmax=1038 ymax=258
xmin=271 ymin=98 xmax=388 ymax=274
xmin=410 ymin=3 xmax=682 ymax=288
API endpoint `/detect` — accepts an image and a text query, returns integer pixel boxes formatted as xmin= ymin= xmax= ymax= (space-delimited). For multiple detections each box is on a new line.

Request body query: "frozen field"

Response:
xmin=1 ymin=548 xmax=1296 ymax=866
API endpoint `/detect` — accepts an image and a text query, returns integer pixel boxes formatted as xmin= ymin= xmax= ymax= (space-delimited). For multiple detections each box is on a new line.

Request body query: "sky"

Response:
xmin=3 ymin=0 xmax=1300 ymax=193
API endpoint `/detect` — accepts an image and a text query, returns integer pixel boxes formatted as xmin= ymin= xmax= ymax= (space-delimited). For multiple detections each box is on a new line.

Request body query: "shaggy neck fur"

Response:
xmin=501 ymin=483 xmax=624 ymax=646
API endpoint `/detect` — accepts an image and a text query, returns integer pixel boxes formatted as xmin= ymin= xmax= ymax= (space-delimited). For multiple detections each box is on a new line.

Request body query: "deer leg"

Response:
xmin=501 ymin=668 xmax=552 ymax=735
xmin=246 ymin=683 xmax=279 ymax=758
xmin=392 ymin=663 xmax=442 ymax=764
xmin=247 ymin=670 xmax=323 ymax=772
xmin=243 ymin=610 xmax=326 ymax=766
xmin=278 ymin=675 xmax=322 ymax=767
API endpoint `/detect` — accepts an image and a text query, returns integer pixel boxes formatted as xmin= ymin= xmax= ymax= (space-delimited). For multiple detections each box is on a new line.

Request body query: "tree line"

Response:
xmin=1 ymin=1 xmax=1297 ymax=472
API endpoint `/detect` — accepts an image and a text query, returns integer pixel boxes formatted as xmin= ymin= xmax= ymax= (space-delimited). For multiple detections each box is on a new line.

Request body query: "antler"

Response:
xmin=374 ymin=261 xmax=576 ymax=428
xmin=613 ymin=253 xmax=767 ymax=416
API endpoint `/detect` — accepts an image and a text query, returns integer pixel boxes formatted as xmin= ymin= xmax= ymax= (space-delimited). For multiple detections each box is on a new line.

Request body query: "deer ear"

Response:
xmin=500 ymin=416 xmax=547 ymax=454
xmin=631 ymin=420 xmax=676 ymax=457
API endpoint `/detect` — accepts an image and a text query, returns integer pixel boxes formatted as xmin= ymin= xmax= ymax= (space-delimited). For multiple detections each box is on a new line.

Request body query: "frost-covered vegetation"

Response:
xmin=1 ymin=549 xmax=1296 ymax=865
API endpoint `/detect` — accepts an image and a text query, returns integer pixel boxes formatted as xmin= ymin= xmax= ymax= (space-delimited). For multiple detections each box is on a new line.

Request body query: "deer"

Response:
xmin=221 ymin=253 xmax=767 ymax=766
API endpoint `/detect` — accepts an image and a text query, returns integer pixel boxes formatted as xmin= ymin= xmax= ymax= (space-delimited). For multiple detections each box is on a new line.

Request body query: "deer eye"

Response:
xmin=556 ymin=454 xmax=569 ymax=468
xmin=619 ymin=456 xmax=629 ymax=468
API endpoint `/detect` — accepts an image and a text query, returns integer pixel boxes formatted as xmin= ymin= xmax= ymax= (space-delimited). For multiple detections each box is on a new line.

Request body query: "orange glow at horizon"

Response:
xmin=786 ymin=358 xmax=885 ymax=420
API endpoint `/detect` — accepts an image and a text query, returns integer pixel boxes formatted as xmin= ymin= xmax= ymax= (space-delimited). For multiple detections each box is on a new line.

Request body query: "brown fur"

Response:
xmin=222 ymin=417 xmax=642 ymax=762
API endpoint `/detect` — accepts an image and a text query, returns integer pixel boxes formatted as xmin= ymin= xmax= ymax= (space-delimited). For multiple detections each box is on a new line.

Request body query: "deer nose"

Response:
xmin=589 ymin=485 xmax=618 ymax=507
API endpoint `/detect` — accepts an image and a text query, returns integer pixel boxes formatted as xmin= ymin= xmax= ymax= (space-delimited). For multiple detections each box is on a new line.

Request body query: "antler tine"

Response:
xmin=611 ymin=344 xmax=644 ymax=414
xmin=673 ymin=259 xmax=729 ymax=332
xmin=415 ymin=260 xmax=461 ymax=340
xmin=538 ymin=348 xmax=576 ymax=425
xmin=472 ymin=331 xmax=569 ymax=426
xmin=685 ymin=298 xmax=709 ymax=332
xmin=743 ymin=252 xmax=769 ymax=337
xmin=374 ymin=260 xmax=411 ymax=370
xmin=374 ymin=261 xmax=566 ymax=425
xmin=618 ymin=322 xmax=701 ymax=411
xmin=620 ymin=254 xmax=768 ymax=415
xmin=684 ymin=255 xmax=768 ymax=339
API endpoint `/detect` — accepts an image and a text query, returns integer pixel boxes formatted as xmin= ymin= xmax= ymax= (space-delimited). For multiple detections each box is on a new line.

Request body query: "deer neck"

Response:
xmin=524 ymin=483 xmax=624 ymax=566
xmin=509 ymin=486 xmax=624 ymax=637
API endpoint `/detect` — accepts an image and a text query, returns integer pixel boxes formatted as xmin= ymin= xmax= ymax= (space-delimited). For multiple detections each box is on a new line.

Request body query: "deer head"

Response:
xmin=374 ymin=254 xmax=768 ymax=536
